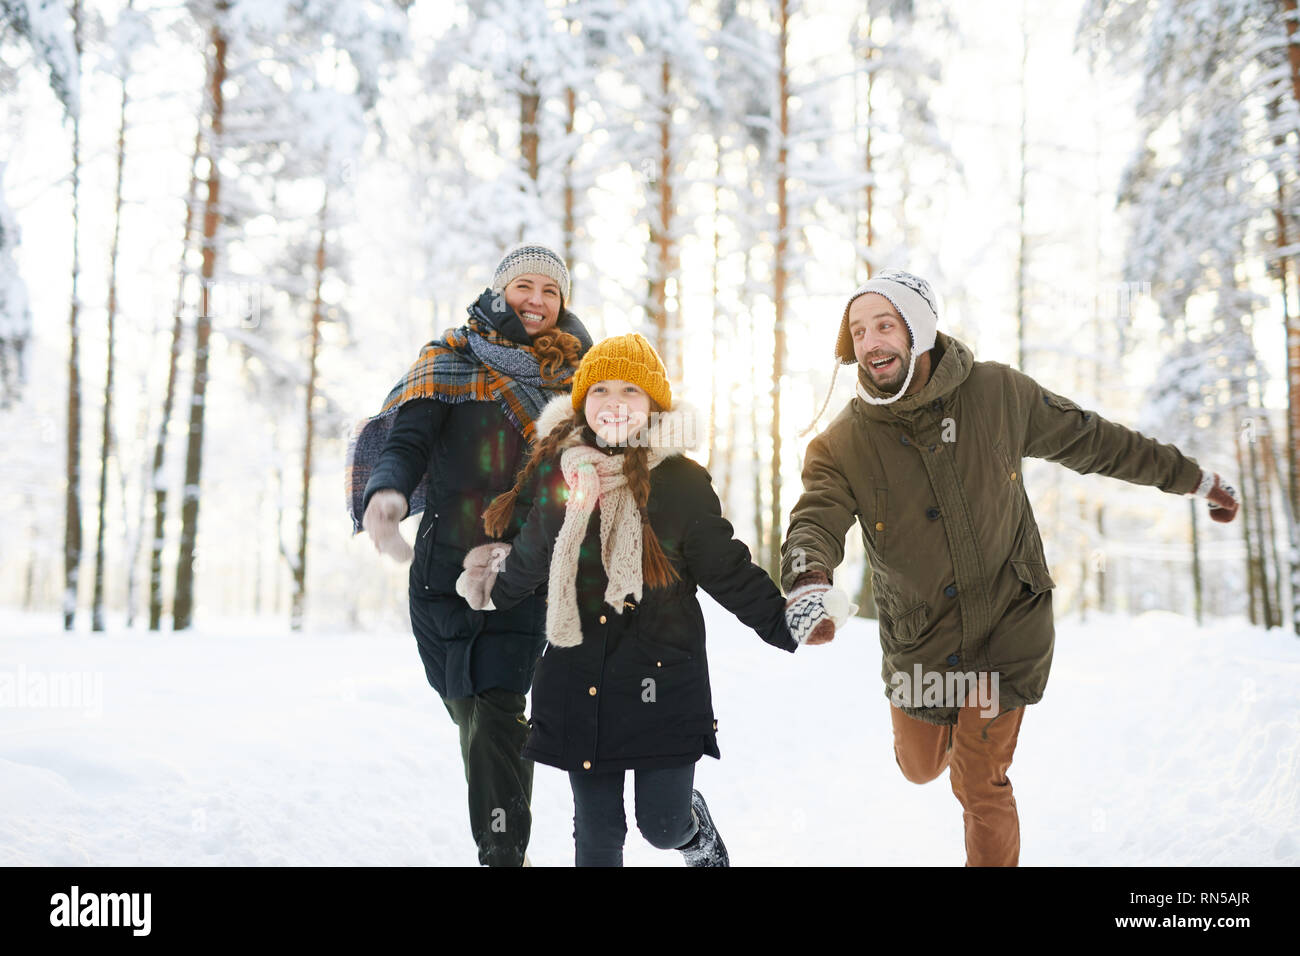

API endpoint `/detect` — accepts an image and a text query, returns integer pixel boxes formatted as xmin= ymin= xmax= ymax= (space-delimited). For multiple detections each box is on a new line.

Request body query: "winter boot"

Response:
xmin=678 ymin=790 xmax=729 ymax=867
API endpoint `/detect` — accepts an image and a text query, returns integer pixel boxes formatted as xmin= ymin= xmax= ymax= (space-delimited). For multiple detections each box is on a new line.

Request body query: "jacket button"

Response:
xmin=1010 ymin=471 xmax=1017 ymax=481
xmin=599 ymin=615 xmax=607 ymax=624
xmin=582 ymin=760 xmax=592 ymax=770
xmin=875 ymin=521 xmax=885 ymax=531
xmin=944 ymin=584 xmax=957 ymax=598
xmin=588 ymin=686 xmax=597 ymax=696
xmin=713 ymin=720 xmax=718 ymax=730
xmin=926 ymin=507 xmax=940 ymax=520
xmin=946 ymin=653 xmax=960 ymax=666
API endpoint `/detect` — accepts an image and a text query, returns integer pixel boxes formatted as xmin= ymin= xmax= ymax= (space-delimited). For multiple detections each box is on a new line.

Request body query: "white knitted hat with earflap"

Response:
xmin=838 ymin=269 xmax=940 ymax=407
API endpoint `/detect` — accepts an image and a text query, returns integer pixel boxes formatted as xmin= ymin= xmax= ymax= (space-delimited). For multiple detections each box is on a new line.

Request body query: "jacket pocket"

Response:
xmin=414 ymin=508 xmax=440 ymax=587
xmin=1011 ymin=559 xmax=1055 ymax=595
xmin=634 ymin=635 xmax=695 ymax=667
xmin=881 ymin=600 xmax=929 ymax=647
xmin=993 ymin=441 xmax=1019 ymax=485
xmin=861 ymin=487 xmax=889 ymax=557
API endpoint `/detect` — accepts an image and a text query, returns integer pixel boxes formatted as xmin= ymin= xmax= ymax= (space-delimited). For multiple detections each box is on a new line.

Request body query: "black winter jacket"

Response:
xmin=489 ymin=424 xmax=798 ymax=773
xmin=362 ymin=306 xmax=591 ymax=699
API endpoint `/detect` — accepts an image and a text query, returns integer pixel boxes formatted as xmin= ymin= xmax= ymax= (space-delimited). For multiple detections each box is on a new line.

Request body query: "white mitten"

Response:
xmin=455 ymin=542 xmax=512 ymax=611
xmin=785 ymin=583 xmax=858 ymax=645
xmin=821 ymin=587 xmax=858 ymax=628
xmin=362 ymin=489 xmax=413 ymax=563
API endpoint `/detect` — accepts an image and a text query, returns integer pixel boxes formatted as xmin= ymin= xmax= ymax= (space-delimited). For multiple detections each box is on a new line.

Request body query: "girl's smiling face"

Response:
xmin=584 ymin=379 xmax=652 ymax=446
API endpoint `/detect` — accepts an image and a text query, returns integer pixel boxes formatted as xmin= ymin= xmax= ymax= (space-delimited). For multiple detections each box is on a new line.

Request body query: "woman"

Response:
xmin=346 ymin=244 xmax=592 ymax=866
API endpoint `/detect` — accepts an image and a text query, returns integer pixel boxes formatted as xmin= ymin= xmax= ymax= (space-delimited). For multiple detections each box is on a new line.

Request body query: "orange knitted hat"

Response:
xmin=569 ymin=333 xmax=672 ymax=411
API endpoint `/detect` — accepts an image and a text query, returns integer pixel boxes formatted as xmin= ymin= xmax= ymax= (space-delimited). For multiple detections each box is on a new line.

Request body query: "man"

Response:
xmin=780 ymin=269 xmax=1239 ymax=867
xmin=347 ymin=243 xmax=592 ymax=866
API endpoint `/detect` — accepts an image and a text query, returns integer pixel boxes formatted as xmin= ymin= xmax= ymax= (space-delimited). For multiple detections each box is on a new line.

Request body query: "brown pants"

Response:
xmin=890 ymin=700 xmax=1025 ymax=867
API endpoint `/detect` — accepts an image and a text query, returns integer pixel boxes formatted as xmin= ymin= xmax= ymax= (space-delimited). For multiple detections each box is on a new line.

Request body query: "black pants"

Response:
xmin=442 ymin=688 xmax=533 ymax=866
xmin=567 ymin=764 xmax=698 ymax=867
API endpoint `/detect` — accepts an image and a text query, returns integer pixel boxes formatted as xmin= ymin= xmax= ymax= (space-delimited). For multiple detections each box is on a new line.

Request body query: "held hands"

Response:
xmin=785 ymin=571 xmax=858 ymax=646
xmin=455 ymin=542 xmax=513 ymax=611
xmin=1195 ymin=471 xmax=1240 ymax=524
xmin=362 ymin=489 xmax=413 ymax=563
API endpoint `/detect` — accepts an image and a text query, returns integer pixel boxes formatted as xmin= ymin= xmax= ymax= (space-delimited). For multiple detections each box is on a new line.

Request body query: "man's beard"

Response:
xmin=862 ymin=347 xmax=913 ymax=395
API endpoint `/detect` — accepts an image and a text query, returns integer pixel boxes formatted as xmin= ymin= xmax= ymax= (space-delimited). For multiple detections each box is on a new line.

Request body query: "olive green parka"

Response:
xmin=780 ymin=331 xmax=1203 ymax=726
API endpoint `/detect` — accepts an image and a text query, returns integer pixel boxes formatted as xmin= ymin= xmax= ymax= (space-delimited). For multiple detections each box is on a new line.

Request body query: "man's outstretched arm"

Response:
xmin=1014 ymin=369 xmax=1201 ymax=492
xmin=1013 ymin=368 xmax=1238 ymax=521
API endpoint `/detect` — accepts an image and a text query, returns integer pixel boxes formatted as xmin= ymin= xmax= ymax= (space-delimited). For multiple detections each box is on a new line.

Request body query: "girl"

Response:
xmin=455 ymin=333 xmax=851 ymax=866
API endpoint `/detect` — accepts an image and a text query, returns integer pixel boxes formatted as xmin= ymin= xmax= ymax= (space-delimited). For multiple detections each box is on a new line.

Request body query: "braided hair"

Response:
xmin=482 ymin=407 xmax=583 ymax=539
xmin=621 ymin=441 xmax=680 ymax=589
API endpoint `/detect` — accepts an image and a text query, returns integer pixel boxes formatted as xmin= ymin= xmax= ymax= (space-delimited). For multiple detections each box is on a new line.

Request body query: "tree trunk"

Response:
xmin=124 ymin=393 xmax=150 ymax=629
xmin=707 ymin=146 xmax=721 ymax=477
xmin=769 ymin=0 xmax=790 ymax=578
xmin=150 ymin=113 xmax=205 ymax=630
xmin=1260 ymin=423 xmax=1285 ymax=627
xmin=93 ymin=31 xmax=132 ymax=632
xmin=1259 ymin=419 xmax=1300 ymax=634
xmin=1270 ymin=81 xmax=1300 ymax=632
xmin=563 ymin=85 xmax=577 ymax=300
xmin=174 ymin=22 xmax=228 ymax=631
xmin=64 ymin=0 xmax=84 ymax=631
xmin=1237 ymin=436 xmax=1257 ymax=624
xmin=520 ymin=70 xmax=540 ymax=184
xmin=291 ymin=188 xmax=329 ymax=631
xmin=1190 ymin=497 xmax=1202 ymax=625
xmin=1016 ymin=8 xmax=1029 ymax=372
xmin=1247 ymin=423 xmax=1274 ymax=628
xmin=646 ymin=56 xmax=677 ymax=380
xmin=857 ymin=11 xmax=875 ymax=277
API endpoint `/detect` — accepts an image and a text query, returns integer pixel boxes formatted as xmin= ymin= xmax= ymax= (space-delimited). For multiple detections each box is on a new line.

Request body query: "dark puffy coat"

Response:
xmin=489 ymin=409 xmax=798 ymax=773
xmin=362 ymin=308 xmax=591 ymax=700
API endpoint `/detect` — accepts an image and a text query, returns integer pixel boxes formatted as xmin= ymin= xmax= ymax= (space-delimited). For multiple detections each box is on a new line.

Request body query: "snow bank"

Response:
xmin=0 ymin=601 xmax=1295 ymax=866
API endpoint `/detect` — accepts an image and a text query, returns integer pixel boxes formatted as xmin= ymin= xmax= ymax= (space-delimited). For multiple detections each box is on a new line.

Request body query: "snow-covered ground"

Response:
xmin=1 ymin=601 xmax=1296 ymax=866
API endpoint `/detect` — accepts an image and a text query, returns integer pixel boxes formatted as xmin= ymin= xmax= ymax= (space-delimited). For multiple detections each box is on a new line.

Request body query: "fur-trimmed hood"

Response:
xmin=533 ymin=393 xmax=702 ymax=458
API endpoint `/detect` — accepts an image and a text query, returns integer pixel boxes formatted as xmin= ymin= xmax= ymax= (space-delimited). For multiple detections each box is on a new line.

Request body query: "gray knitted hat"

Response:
xmin=492 ymin=244 xmax=571 ymax=303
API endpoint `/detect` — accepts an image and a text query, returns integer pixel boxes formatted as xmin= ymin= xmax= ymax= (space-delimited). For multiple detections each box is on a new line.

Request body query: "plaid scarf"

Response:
xmin=345 ymin=290 xmax=580 ymax=533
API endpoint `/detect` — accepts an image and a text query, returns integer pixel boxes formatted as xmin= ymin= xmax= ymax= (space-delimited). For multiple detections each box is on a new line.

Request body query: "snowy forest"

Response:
xmin=3 ymin=0 xmax=1298 ymax=635
xmin=3 ymin=0 xmax=1300 ymax=870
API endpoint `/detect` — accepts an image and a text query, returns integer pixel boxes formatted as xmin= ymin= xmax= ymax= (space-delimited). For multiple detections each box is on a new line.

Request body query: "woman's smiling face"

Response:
xmin=503 ymin=273 xmax=562 ymax=336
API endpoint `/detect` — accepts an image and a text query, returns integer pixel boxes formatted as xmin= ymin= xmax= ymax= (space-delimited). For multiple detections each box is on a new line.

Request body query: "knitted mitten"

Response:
xmin=362 ymin=489 xmax=413 ymax=563
xmin=1193 ymin=470 xmax=1240 ymax=524
xmin=785 ymin=571 xmax=857 ymax=645
xmin=455 ymin=542 xmax=512 ymax=611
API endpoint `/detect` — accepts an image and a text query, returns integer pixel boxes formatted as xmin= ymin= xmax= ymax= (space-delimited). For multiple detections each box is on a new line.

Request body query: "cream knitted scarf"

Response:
xmin=536 ymin=395 xmax=696 ymax=648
